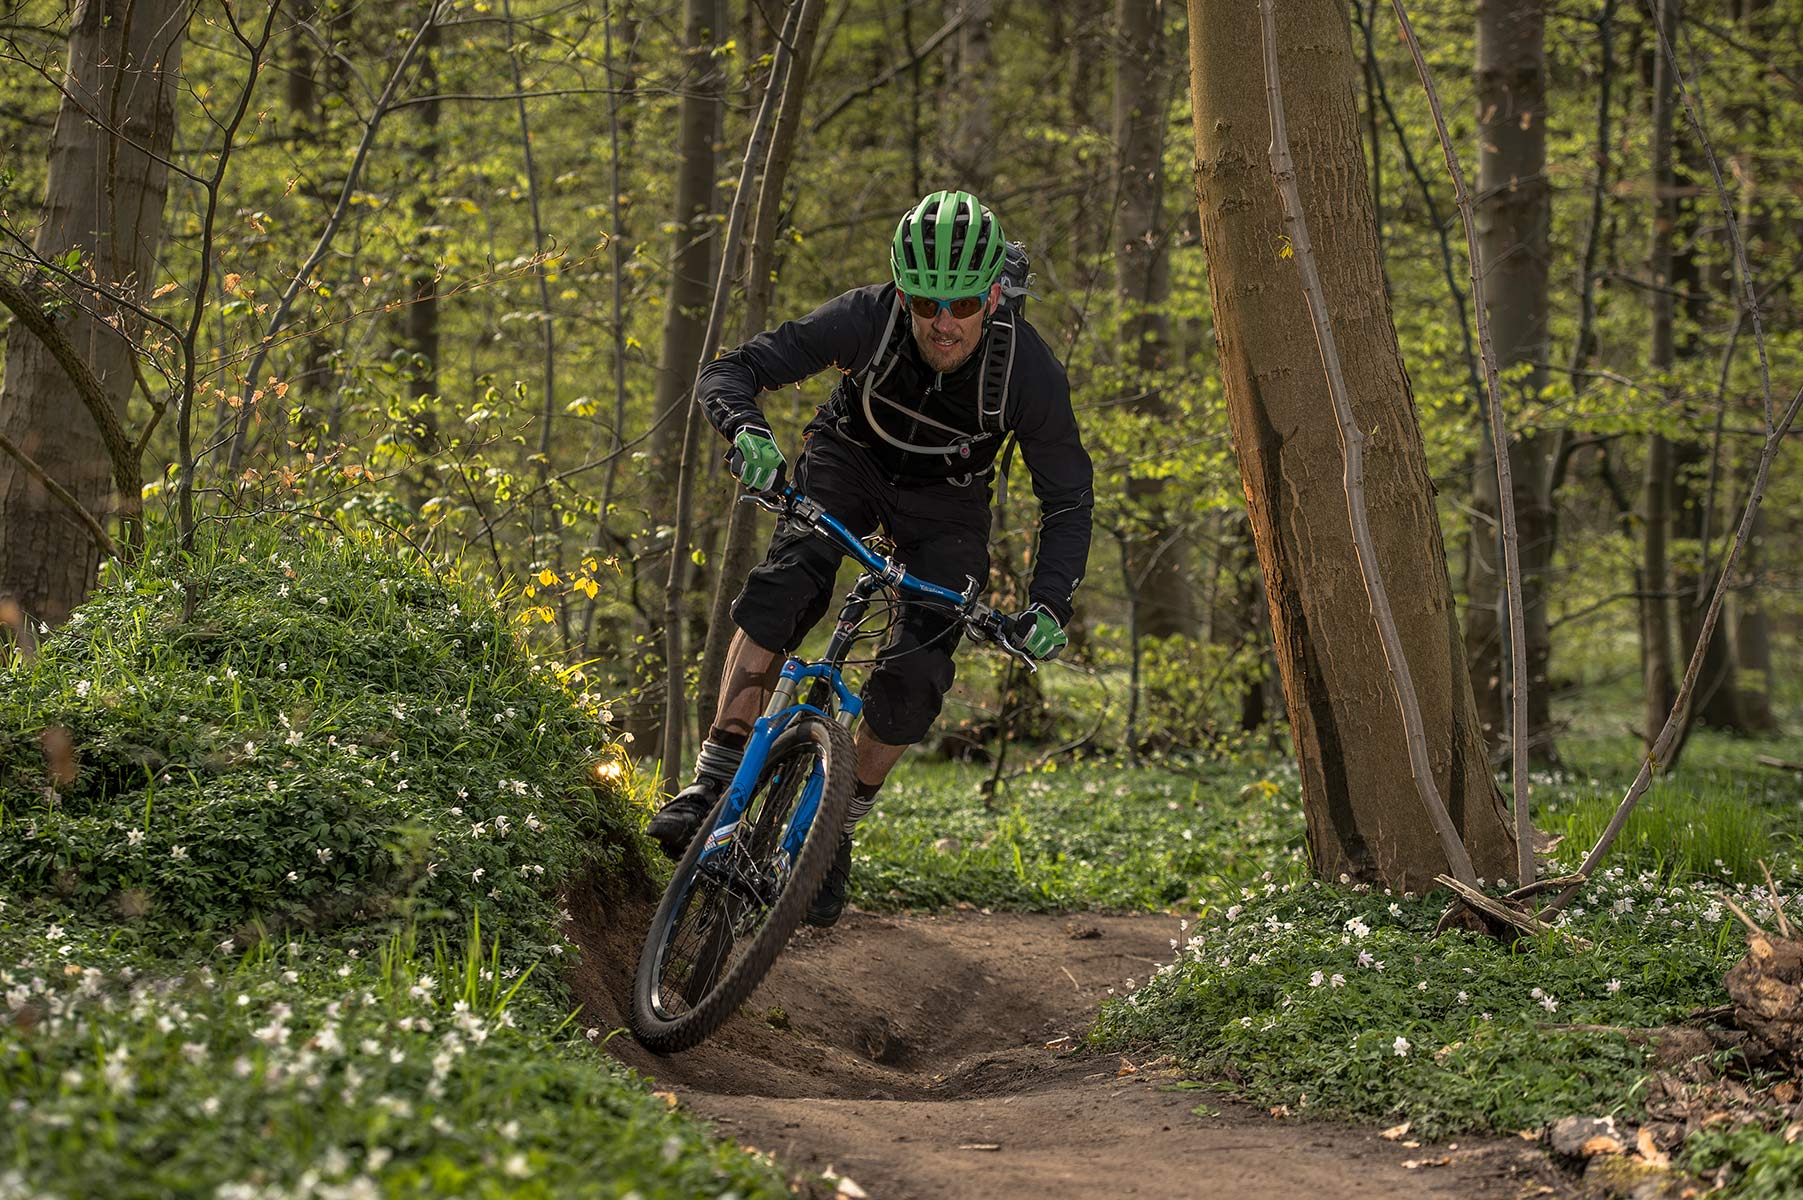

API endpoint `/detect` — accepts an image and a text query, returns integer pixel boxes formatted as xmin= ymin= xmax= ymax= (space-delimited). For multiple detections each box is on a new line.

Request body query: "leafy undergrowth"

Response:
xmin=0 ymin=527 xmax=786 ymax=1199
xmin=851 ymin=755 xmax=1304 ymax=913
xmin=1092 ymin=864 xmax=1758 ymax=1139
xmin=1081 ymin=747 xmax=1803 ymax=1197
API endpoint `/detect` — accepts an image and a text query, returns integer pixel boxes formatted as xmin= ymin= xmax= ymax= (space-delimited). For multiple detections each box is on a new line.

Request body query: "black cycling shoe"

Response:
xmin=805 ymin=834 xmax=854 ymax=928
xmin=646 ymin=780 xmax=720 ymax=861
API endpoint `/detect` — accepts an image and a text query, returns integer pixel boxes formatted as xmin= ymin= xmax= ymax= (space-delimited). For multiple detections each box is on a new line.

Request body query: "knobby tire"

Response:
xmin=630 ymin=716 xmax=854 ymax=1052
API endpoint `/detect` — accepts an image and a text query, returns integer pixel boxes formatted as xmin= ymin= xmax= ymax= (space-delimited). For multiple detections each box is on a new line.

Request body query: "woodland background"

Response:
xmin=0 ymin=0 xmax=1799 ymax=790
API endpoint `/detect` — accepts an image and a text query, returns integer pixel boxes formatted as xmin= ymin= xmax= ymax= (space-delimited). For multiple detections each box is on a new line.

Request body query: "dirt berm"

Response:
xmin=571 ymin=904 xmax=1564 ymax=1198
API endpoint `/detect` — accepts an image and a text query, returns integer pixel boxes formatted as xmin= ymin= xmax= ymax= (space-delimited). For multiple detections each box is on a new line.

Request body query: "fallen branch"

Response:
xmin=1432 ymin=874 xmax=1590 ymax=948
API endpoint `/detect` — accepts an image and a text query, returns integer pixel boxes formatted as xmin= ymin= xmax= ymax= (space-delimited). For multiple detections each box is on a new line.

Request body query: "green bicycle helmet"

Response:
xmin=889 ymin=190 xmax=1007 ymax=299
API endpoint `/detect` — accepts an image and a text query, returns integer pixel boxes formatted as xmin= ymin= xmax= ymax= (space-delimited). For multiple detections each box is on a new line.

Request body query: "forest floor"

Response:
xmin=573 ymin=905 xmax=1570 ymax=1199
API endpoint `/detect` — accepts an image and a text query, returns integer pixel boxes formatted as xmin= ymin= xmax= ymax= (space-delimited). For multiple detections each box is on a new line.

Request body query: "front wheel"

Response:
xmin=631 ymin=715 xmax=855 ymax=1052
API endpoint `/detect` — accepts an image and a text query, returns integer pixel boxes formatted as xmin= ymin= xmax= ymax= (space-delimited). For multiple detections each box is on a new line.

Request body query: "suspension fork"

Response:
xmin=812 ymin=573 xmax=878 ymax=730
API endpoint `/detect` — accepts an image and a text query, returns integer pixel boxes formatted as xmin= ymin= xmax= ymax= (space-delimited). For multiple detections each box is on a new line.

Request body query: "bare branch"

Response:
xmin=227 ymin=2 xmax=446 ymax=474
xmin=0 ymin=274 xmax=136 ymax=484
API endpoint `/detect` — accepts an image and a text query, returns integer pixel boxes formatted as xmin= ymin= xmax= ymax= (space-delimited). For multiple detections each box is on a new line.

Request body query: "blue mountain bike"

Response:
xmin=630 ymin=487 xmax=1038 ymax=1052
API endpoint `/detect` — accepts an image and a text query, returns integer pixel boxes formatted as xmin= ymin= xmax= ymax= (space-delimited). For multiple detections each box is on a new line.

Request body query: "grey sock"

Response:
xmin=841 ymin=779 xmax=882 ymax=834
xmin=691 ymin=738 xmax=745 ymax=790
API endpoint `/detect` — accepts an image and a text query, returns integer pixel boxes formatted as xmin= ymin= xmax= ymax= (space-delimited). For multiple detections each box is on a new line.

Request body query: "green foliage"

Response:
xmin=0 ymin=524 xmax=630 ymax=966
xmin=1686 ymin=1126 xmax=1803 ymax=1198
xmin=0 ymin=917 xmax=784 ymax=1200
xmin=1137 ymin=634 xmax=1269 ymax=751
xmin=852 ymin=757 xmax=1304 ymax=914
xmin=0 ymin=524 xmax=786 ymax=1196
xmin=1092 ymin=864 xmax=1753 ymax=1139
xmin=1545 ymin=781 xmax=1781 ymax=885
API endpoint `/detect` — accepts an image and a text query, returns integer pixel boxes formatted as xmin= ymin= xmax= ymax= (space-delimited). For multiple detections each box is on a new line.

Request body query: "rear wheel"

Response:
xmin=630 ymin=716 xmax=854 ymax=1052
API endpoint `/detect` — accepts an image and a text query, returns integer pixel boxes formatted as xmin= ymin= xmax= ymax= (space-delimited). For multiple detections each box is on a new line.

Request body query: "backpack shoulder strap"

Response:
xmin=863 ymin=292 xmax=910 ymax=389
xmin=978 ymin=309 xmax=1017 ymax=437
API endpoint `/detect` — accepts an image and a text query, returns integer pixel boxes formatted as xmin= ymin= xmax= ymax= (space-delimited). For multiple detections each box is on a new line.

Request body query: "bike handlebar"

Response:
xmin=741 ymin=487 xmax=1042 ymax=673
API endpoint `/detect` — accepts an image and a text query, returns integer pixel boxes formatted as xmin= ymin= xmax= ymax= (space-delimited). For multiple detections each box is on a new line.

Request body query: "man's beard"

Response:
xmin=915 ymin=323 xmax=981 ymax=372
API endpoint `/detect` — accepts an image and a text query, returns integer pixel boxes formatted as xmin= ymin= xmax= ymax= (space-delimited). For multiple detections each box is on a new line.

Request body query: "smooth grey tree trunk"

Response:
xmin=1465 ymin=0 xmax=1558 ymax=766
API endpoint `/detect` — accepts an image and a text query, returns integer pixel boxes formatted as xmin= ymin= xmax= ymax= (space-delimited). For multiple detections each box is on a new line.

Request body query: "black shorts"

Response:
xmin=731 ymin=428 xmax=992 ymax=745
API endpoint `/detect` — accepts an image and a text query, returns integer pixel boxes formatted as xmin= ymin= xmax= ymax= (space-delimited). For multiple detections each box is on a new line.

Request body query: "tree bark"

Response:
xmin=659 ymin=0 xmax=812 ymax=792
xmin=1640 ymin=0 xmax=1681 ymax=750
xmin=0 ymin=0 xmax=188 ymax=627
xmin=1464 ymin=0 xmax=1558 ymax=766
xmin=1186 ymin=0 xmax=1515 ymax=889
xmin=695 ymin=0 xmax=828 ymax=727
xmin=946 ymin=0 xmax=994 ymax=189
xmin=631 ymin=0 xmax=727 ymax=748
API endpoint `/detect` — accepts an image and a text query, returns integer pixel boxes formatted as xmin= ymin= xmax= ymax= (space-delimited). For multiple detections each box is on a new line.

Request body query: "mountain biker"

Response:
xmin=646 ymin=189 xmax=1094 ymax=927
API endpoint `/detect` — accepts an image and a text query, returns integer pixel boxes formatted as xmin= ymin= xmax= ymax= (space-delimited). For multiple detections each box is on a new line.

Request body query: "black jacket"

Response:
xmin=697 ymin=284 xmax=1094 ymax=621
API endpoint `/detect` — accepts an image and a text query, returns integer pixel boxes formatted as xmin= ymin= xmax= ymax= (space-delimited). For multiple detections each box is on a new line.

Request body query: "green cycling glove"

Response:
xmin=728 ymin=427 xmax=786 ymax=492
xmin=1008 ymin=603 xmax=1067 ymax=661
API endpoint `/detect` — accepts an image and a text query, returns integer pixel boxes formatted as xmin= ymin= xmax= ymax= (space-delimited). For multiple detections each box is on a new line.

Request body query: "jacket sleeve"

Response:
xmin=697 ymin=285 xmax=891 ymax=439
xmin=1010 ymin=330 xmax=1094 ymax=625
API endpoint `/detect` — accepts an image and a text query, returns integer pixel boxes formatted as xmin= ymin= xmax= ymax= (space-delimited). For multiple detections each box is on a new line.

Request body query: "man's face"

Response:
xmin=906 ymin=283 xmax=1001 ymax=373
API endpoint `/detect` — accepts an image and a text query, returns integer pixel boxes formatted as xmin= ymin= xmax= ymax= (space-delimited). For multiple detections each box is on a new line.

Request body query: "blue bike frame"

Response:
xmin=694 ymin=493 xmax=988 ymax=870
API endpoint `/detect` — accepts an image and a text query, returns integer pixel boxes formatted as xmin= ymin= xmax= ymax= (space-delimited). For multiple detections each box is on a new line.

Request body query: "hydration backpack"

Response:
xmin=856 ymin=242 xmax=1034 ymax=461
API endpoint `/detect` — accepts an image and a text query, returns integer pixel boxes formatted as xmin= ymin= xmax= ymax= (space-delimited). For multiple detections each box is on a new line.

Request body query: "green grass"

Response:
xmin=1544 ymin=779 xmax=1787 ymax=885
xmin=1091 ymin=860 xmax=1768 ymax=1140
xmin=0 ymin=524 xmax=785 ymax=1199
xmin=851 ymin=755 xmax=1304 ymax=913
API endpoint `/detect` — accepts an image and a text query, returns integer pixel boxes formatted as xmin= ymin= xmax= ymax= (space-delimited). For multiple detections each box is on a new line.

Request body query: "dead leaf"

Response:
xmin=1517 ymin=1129 xmax=1541 ymax=1141
xmin=1116 ymin=1058 xmax=1138 ymax=1076
xmin=1581 ymin=1135 xmax=1625 ymax=1156
xmin=1269 ymin=1104 xmax=1291 ymax=1119
xmin=1636 ymin=1128 xmax=1670 ymax=1169
xmin=1402 ymin=1157 xmax=1451 ymax=1169
xmin=1380 ymin=1121 xmax=1412 ymax=1141
xmin=650 ymin=1091 xmax=678 ymax=1108
xmin=152 ymin=281 xmax=179 ymax=299
xmin=957 ymin=1144 xmax=1001 ymax=1152
xmin=40 ymin=726 xmax=77 ymax=787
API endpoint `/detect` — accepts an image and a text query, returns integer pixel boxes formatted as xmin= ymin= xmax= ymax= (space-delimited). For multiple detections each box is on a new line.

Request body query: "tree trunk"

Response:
xmin=1640 ymin=0 xmax=1681 ymax=750
xmin=1114 ymin=0 xmax=1192 ymax=640
xmin=630 ymin=0 xmax=727 ymax=749
xmin=1727 ymin=0 xmax=1778 ymax=735
xmin=1734 ymin=507 xmax=1778 ymax=731
xmin=0 ymin=0 xmax=188 ymax=628
xmin=1186 ymin=0 xmax=1515 ymax=888
xmin=696 ymin=0 xmax=828 ymax=727
xmin=1465 ymin=0 xmax=1558 ymax=766
xmin=946 ymin=0 xmax=994 ymax=189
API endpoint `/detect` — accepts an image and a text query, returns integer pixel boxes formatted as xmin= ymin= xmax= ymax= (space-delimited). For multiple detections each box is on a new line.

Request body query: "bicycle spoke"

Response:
xmin=649 ymin=739 xmax=822 ymax=1019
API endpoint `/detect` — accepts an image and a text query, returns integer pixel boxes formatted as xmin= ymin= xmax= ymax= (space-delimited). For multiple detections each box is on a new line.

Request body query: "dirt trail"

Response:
xmin=571 ymin=905 xmax=1561 ymax=1199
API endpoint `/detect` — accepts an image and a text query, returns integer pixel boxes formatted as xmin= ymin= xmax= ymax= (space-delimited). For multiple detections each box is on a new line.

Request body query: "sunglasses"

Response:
xmin=904 ymin=292 xmax=987 ymax=320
